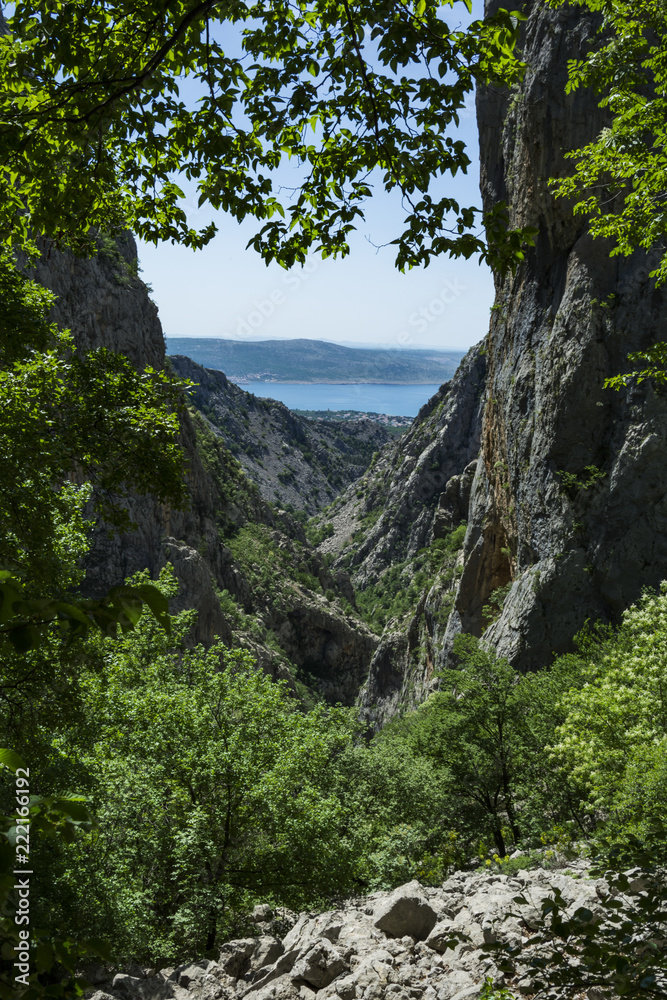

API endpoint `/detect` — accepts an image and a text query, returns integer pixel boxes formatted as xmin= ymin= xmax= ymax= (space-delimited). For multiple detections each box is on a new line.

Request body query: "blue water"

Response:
xmin=237 ymin=383 xmax=441 ymax=417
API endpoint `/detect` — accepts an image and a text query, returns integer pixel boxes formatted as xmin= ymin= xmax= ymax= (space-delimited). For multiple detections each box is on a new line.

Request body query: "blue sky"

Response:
xmin=137 ymin=1 xmax=493 ymax=353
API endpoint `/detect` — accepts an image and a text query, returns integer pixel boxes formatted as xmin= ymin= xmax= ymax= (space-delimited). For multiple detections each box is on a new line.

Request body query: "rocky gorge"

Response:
xmin=29 ymin=0 xmax=667 ymax=722
xmin=12 ymin=0 xmax=667 ymax=991
xmin=313 ymin=0 xmax=667 ymax=720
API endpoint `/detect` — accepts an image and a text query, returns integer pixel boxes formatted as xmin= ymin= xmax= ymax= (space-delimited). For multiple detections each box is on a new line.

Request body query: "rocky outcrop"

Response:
xmin=320 ymin=344 xmax=486 ymax=587
xmin=325 ymin=0 xmax=667 ymax=710
xmin=31 ymin=234 xmax=165 ymax=370
xmin=446 ymin=0 xmax=667 ymax=669
xmin=86 ymin=862 xmax=620 ymax=1000
xmin=169 ymin=355 xmax=392 ymax=514
xmin=314 ymin=345 xmax=485 ymax=723
xmin=32 ymin=238 xmax=378 ymax=701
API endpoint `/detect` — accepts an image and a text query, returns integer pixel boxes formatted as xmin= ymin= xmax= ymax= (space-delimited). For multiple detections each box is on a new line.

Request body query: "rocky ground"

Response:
xmin=86 ymin=862 xmax=620 ymax=1000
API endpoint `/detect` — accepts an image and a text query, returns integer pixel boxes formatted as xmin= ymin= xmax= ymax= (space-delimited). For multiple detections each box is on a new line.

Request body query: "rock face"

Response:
xmin=31 ymin=234 xmax=165 ymax=370
xmin=319 ymin=0 xmax=667 ymax=711
xmin=448 ymin=0 xmax=667 ymax=669
xmin=320 ymin=345 xmax=486 ymax=588
xmin=32 ymin=238 xmax=378 ymax=701
xmin=316 ymin=345 xmax=486 ymax=723
xmin=169 ymin=355 xmax=393 ymax=514
xmin=86 ymin=863 xmax=615 ymax=1000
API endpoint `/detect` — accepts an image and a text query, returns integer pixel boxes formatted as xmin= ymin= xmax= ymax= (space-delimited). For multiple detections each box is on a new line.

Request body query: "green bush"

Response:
xmin=29 ymin=582 xmax=361 ymax=964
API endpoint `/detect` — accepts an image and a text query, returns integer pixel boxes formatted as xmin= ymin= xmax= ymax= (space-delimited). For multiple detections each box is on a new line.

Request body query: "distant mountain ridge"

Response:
xmin=165 ymin=337 xmax=464 ymax=384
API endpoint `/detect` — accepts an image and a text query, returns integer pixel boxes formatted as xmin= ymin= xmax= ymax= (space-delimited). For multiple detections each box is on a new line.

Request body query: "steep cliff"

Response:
xmin=32 ymin=235 xmax=378 ymax=704
xmin=315 ymin=346 xmax=487 ymax=723
xmin=169 ymin=355 xmax=392 ymax=514
xmin=449 ymin=0 xmax=667 ymax=669
xmin=318 ymin=0 xmax=667 ymax=717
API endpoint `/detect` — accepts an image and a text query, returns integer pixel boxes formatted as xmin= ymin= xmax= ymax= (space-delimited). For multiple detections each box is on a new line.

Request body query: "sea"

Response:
xmin=236 ymin=383 xmax=442 ymax=417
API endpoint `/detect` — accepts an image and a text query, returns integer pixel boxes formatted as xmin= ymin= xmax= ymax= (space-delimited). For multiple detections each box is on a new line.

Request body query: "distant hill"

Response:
xmin=165 ymin=337 xmax=464 ymax=384
xmin=169 ymin=355 xmax=395 ymax=514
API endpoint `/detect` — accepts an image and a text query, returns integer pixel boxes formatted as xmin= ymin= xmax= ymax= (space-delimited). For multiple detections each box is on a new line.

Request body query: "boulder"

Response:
xmin=174 ymin=960 xmax=215 ymax=988
xmin=218 ymin=938 xmax=257 ymax=977
xmin=251 ymin=936 xmax=284 ymax=972
xmin=111 ymin=974 xmax=143 ymax=993
xmin=245 ymin=949 xmax=300 ymax=995
xmin=250 ymin=904 xmax=274 ymax=923
xmin=373 ymin=881 xmax=438 ymax=940
xmin=426 ymin=919 xmax=458 ymax=954
xmin=290 ymin=939 xmax=347 ymax=990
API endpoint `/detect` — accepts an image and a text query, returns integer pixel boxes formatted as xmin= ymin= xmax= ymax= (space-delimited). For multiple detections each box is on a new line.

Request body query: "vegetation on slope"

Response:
xmin=172 ymin=355 xmax=393 ymax=514
xmin=5 ymin=574 xmax=667 ymax=973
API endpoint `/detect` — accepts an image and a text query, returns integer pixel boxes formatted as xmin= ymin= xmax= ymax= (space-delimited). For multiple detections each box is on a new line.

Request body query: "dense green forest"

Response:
xmin=6 ymin=559 xmax=667 ymax=966
xmin=2 ymin=0 xmax=667 ymax=998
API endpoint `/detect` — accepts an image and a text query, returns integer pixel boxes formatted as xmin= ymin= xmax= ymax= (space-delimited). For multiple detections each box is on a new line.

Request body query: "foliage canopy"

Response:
xmin=0 ymin=1 xmax=534 ymax=270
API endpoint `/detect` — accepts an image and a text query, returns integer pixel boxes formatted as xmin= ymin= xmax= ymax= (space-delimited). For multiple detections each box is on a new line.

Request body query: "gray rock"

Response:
xmin=448 ymin=987 xmax=480 ymax=1000
xmin=425 ymin=919 xmax=458 ymax=954
xmin=251 ymin=936 xmax=284 ymax=972
xmin=174 ymin=960 xmax=214 ymax=988
xmin=332 ymin=976 xmax=358 ymax=1000
xmin=446 ymin=0 xmax=667 ymax=670
xmin=245 ymin=949 xmax=300 ymax=995
xmin=250 ymin=904 xmax=274 ymax=923
xmin=218 ymin=938 xmax=257 ymax=977
xmin=373 ymin=881 xmax=438 ymax=941
xmin=111 ymin=973 xmax=143 ymax=993
xmin=290 ymin=939 xmax=347 ymax=989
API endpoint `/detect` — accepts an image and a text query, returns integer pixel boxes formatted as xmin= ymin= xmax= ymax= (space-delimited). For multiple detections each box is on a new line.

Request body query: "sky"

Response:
xmin=136 ymin=1 xmax=493 ymax=354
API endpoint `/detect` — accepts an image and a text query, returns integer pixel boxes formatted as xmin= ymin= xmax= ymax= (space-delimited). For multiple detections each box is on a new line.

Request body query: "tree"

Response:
xmin=0 ymin=1 xmax=535 ymax=271
xmin=551 ymin=0 xmax=667 ymax=285
xmin=397 ymin=636 xmax=531 ymax=857
xmin=552 ymin=583 xmax=667 ymax=847
xmin=391 ymin=636 xmax=592 ymax=859
xmin=548 ymin=0 xmax=667 ymax=386
xmin=0 ymin=245 xmax=188 ymax=658
xmin=26 ymin=571 xmax=363 ymax=963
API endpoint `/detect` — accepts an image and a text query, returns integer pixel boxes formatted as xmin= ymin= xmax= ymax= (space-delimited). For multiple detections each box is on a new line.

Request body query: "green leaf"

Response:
xmin=0 ymin=748 xmax=26 ymax=772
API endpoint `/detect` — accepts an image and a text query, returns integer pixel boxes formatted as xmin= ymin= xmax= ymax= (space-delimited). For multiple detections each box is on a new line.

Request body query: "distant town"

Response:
xmin=294 ymin=409 xmax=412 ymax=432
xmin=228 ymin=372 xmax=281 ymax=383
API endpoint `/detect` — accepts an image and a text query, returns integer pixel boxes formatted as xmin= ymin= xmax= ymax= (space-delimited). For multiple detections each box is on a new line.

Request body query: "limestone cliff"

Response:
xmin=329 ymin=0 xmax=667 ymax=717
xmin=32 ymin=236 xmax=377 ymax=704
xmin=316 ymin=346 xmax=486 ymax=724
xmin=450 ymin=0 xmax=667 ymax=669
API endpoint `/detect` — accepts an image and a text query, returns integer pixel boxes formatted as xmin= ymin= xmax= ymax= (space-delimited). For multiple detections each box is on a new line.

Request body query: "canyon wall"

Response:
xmin=32 ymin=236 xmax=377 ymax=702
xmin=323 ymin=0 xmax=667 ymax=719
xmin=450 ymin=0 xmax=667 ymax=669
